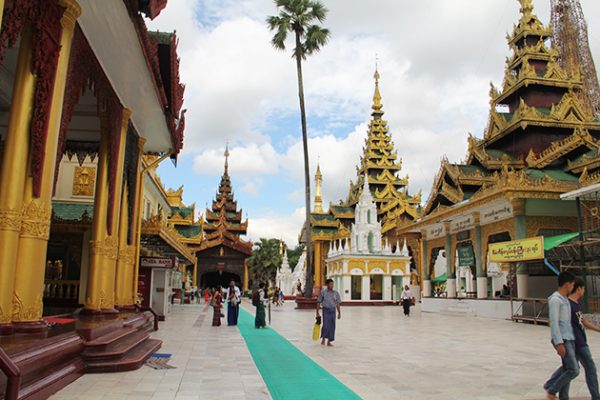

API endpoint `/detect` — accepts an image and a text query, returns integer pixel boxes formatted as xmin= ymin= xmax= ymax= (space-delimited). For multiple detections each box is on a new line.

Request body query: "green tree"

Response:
xmin=267 ymin=0 xmax=330 ymax=297
xmin=287 ymin=244 xmax=306 ymax=271
xmin=247 ymin=238 xmax=283 ymax=289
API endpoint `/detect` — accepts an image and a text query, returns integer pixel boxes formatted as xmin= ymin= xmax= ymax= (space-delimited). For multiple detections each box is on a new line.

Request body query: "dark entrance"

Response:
xmin=201 ymin=271 xmax=241 ymax=289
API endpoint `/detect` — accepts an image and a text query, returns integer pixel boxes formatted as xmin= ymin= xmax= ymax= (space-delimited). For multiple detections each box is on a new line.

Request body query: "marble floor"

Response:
xmin=50 ymin=301 xmax=600 ymax=400
xmin=50 ymin=304 xmax=270 ymax=400
xmin=265 ymin=301 xmax=599 ymax=400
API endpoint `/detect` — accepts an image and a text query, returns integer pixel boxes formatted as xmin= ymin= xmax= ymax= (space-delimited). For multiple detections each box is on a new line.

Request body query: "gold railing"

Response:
xmin=43 ymin=280 xmax=80 ymax=300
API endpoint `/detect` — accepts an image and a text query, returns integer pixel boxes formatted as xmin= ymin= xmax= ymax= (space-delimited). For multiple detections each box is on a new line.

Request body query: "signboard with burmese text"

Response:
xmin=488 ymin=237 xmax=544 ymax=263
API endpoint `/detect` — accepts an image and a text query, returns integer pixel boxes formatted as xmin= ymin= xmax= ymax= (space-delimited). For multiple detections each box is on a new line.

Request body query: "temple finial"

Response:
xmin=372 ymin=65 xmax=383 ymax=118
xmin=518 ymin=0 xmax=533 ymax=17
xmin=314 ymin=161 xmax=325 ymax=214
xmin=224 ymin=141 xmax=230 ymax=175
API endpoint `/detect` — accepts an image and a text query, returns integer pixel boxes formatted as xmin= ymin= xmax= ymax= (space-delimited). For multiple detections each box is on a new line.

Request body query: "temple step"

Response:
xmin=83 ymin=327 xmax=137 ymax=349
xmin=16 ymin=357 xmax=84 ymax=400
xmin=83 ymin=330 xmax=150 ymax=360
xmin=123 ymin=311 xmax=154 ymax=331
xmin=85 ymin=339 xmax=162 ymax=373
xmin=0 ymin=333 xmax=84 ymax=400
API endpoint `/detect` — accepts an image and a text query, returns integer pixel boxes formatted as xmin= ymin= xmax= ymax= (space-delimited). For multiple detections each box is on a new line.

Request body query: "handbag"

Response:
xmin=312 ymin=316 xmax=322 ymax=341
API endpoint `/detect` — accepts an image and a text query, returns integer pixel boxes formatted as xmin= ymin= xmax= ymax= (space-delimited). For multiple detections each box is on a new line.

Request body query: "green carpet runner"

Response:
xmin=237 ymin=308 xmax=361 ymax=400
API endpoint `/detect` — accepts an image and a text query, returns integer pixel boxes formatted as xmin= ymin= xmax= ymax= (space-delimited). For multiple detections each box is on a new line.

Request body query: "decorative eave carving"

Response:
xmin=527 ymin=127 xmax=597 ymax=168
xmin=485 ymin=93 xmax=599 ymax=145
xmin=568 ymin=152 xmax=600 ymax=174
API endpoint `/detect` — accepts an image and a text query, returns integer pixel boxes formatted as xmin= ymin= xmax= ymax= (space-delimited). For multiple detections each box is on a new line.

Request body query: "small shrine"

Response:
xmin=195 ymin=145 xmax=252 ymax=290
xmin=275 ymin=250 xmax=294 ymax=296
xmin=326 ymin=179 xmax=412 ymax=302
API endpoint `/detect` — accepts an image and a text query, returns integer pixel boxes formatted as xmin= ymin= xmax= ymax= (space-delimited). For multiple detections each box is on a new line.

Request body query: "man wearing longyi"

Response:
xmin=316 ymin=279 xmax=342 ymax=347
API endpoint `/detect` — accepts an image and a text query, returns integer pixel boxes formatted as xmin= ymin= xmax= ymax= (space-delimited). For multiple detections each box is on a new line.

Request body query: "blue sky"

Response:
xmin=148 ymin=0 xmax=600 ymax=246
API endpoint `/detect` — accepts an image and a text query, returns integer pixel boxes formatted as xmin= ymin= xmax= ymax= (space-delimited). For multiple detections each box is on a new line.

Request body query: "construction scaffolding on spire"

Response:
xmin=551 ymin=0 xmax=600 ymax=118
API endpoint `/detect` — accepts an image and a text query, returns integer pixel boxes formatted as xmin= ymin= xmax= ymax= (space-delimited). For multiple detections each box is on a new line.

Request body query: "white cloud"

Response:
xmin=240 ymin=177 xmax=264 ymax=196
xmin=193 ymin=142 xmax=279 ymax=176
xmin=150 ymin=0 xmax=600 ymax=239
xmin=246 ymin=207 xmax=306 ymax=247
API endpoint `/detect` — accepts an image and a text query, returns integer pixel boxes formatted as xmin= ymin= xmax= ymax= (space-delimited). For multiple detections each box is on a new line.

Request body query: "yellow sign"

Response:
xmin=488 ymin=236 xmax=544 ymax=263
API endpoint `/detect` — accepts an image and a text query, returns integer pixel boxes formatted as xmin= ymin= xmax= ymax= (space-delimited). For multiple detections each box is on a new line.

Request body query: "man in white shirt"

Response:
xmin=225 ymin=280 xmax=241 ymax=326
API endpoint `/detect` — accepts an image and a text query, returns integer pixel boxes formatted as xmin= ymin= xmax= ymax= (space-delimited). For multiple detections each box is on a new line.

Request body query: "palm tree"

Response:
xmin=247 ymin=238 xmax=283 ymax=288
xmin=267 ymin=0 xmax=330 ymax=297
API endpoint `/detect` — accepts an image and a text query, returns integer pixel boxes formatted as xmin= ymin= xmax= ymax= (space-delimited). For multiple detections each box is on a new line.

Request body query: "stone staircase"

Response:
xmin=82 ymin=311 xmax=161 ymax=373
xmin=0 ymin=310 xmax=160 ymax=399
xmin=0 ymin=332 xmax=84 ymax=400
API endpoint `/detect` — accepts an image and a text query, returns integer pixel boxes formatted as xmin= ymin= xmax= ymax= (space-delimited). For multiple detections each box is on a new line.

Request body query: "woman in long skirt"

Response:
xmin=254 ymin=283 xmax=267 ymax=328
xmin=212 ymin=286 xmax=223 ymax=327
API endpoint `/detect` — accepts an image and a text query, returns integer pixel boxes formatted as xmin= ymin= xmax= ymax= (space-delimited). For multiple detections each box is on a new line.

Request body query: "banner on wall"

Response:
xmin=457 ymin=244 xmax=475 ymax=267
xmin=488 ymin=236 xmax=544 ymax=263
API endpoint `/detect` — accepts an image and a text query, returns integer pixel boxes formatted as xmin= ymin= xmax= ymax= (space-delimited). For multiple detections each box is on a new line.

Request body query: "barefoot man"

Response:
xmin=544 ymin=271 xmax=579 ymax=399
xmin=316 ymin=279 xmax=341 ymax=347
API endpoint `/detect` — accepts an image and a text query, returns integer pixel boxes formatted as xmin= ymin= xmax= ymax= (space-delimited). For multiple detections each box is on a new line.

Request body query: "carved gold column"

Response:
xmin=85 ymin=116 xmax=109 ymax=312
xmin=126 ymin=137 xmax=145 ymax=306
xmin=85 ymin=109 xmax=130 ymax=313
xmin=0 ymin=26 xmax=35 ymax=334
xmin=11 ymin=2 xmax=81 ymax=330
xmin=314 ymin=241 xmax=322 ymax=291
xmin=192 ymin=259 xmax=198 ymax=288
xmin=131 ymin=143 xmax=146 ymax=305
xmin=114 ymin=185 xmax=133 ymax=309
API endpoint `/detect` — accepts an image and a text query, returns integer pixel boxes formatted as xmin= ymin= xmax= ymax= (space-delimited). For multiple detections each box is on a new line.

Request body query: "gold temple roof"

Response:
xmin=415 ymin=0 xmax=600 ymax=224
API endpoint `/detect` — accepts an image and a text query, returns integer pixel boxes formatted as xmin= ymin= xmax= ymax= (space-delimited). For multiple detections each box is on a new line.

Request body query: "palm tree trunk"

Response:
xmin=295 ymin=31 xmax=314 ymax=298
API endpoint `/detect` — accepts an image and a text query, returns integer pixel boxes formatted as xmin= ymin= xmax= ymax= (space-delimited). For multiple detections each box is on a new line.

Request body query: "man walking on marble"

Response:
xmin=316 ymin=279 xmax=342 ymax=347
xmin=544 ymin=271 xmax=578 ymax=400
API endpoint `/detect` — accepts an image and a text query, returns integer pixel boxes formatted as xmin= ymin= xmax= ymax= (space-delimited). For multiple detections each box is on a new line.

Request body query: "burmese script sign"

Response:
xmin=488 ymin=237 xmax=544 ymax=263
xmin=481 ymin=203 xmax=513 ymax=225
xmin=140 ymin=257 xmax=174 ymax=269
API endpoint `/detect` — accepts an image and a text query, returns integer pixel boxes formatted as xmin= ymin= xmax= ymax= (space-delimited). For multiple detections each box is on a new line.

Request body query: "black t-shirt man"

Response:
xmin=569 ymin=298 xmax=587 ymax=347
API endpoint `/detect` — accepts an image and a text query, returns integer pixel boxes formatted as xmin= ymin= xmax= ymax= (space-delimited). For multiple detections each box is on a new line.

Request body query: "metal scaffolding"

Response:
xmin=551 ymin=0 xmax=600 ymax=118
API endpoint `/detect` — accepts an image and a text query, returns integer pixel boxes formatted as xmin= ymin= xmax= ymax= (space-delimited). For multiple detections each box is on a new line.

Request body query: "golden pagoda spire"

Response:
xmin=224 ymin=141 xmax=230 ymax=176
xmin=314 ymin=162 xmax=325 ymax=214
xmin=372 ymin=66 xmax=384 ymax=119
xmin=518 ymin=0 xmax=534 ymax=17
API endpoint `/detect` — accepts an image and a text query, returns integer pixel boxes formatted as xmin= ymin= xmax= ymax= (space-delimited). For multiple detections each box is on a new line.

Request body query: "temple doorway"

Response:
xmin=370 ymin=275 xmax=383 ymax=300
xmin=201 ymin=271 xmax=241 ymax=290
xmin=351 ymin=276 xmax=362 ymax=300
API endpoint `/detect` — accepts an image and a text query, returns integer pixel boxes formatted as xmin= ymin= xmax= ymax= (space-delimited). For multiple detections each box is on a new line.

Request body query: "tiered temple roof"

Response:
xmin=198 ymin=146 xmax=252 ymax=255
xmin=308 ymin=70 xmax=422 ymax=240
xmin=420 ymin=0 xmax=600 ymax=218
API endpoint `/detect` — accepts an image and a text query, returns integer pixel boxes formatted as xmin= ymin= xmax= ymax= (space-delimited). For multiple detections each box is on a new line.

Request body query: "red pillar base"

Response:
xmin=80 ymin=307 xmax=120 ymax=316
xmin=13 ymin=320 xmax=48 ymax=333
xmin=0 ymin=323 xmax=14 ymax=336
xmin=295 ymin=296 xmax=318 ymax=310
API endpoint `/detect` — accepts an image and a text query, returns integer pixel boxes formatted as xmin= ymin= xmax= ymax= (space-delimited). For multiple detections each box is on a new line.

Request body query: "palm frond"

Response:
xmin=303 ymin=25 xmax=330 ymax=55
xmin=309 ymin=1 xmax=328 ymax=23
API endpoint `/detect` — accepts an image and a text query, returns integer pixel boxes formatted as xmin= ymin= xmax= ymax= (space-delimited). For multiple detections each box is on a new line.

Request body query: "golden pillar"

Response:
xmin=243 ymin=258 xmax=249 ymax=292
xmin=114 ymin=185 xmax=132 ymax=308
xmin=85 ymin=109 xmax=131 ymax=313
xmin=192 ymin=259 xmax=198 ymax=288
xmin=0 ymin=0 xmax=5 ymax=32
xmin=131 ymin=138 xmax=146 ymax=305
xmin=85 ymin=120 xmax=110 ymax=312
xmin=0 ymin=26 xmax=35 ymax=333
xmin=11 ymin=2 xmax=81 ymax=330
xmin=314 ymin=241 xmax=322 ymax=290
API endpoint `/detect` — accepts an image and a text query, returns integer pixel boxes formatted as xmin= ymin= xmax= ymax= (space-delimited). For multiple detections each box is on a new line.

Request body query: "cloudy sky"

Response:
xmin=148 ymin=0 xmax=600 ymax=246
